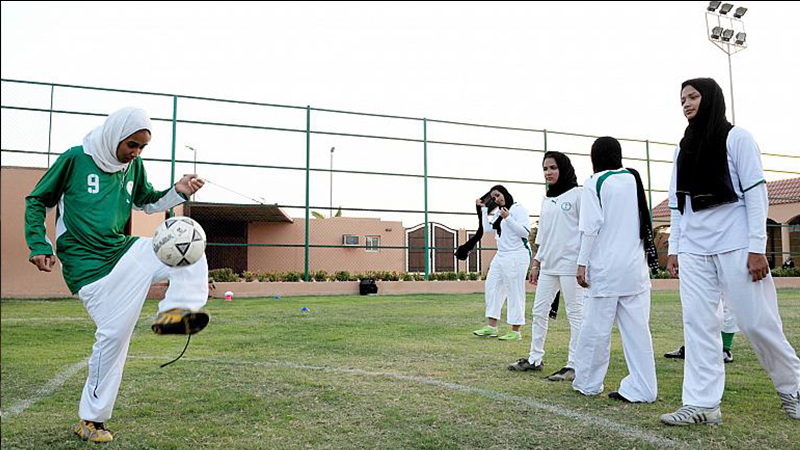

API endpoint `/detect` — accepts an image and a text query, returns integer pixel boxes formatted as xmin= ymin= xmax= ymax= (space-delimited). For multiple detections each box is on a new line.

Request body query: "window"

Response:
xmin=366 ymin=236 xmax=380 ymax=252
xmin=343 ymin=235 xmax=359 ymax=246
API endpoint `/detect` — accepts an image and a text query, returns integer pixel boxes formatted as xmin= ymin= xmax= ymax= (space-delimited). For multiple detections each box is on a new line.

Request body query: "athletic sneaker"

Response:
xmin=664 ymin=346 xmax=685 ymax=359
xmin=473 ymin=325 xmax=498 ymax=337
xmin=151 ymin=308 xmax=210 ymax=335
xmin=498 ymin=330 xmax=522 ymax=341
xmin=546 ymin=367 xmax=575 ymax=381
xmin=778 ymin=391 xmax=800 ymax=419
xmin=723 ymin=349 xmax=733 ymax=364
xmin=660 ymin=405 xmax=722 ymax=426
xmin=608 ymin=391 xmax=631 ymax=403
xmin=508 ymin=358 xmax=543 ymax=371
xmin=75 ymin=420 xmax=113 ymax=443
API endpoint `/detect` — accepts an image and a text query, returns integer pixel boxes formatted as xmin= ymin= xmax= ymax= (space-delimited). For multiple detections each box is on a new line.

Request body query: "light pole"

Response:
xmin=185 ymin=145 xmax=197 ymax=200
xmin=705 ymin=2 xmax=748 ymax=125
xmin=330 ymin=147 xmax=335 ymax=217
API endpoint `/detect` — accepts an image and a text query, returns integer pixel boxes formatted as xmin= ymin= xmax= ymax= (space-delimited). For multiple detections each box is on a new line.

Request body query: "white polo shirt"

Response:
xmin=667 ymin=126 xmax=767 ymax=255
xmin=534 ymin=187 xmax=582 ymax=275
xmin=579 ymin=170 xmax=650 ymax=297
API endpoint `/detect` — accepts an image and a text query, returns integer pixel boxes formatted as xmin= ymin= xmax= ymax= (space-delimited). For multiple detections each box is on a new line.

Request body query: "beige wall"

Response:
xmin=1 ymin=167 xmax=72 ymax=298
xmin=248 ymin=217 xmax=407 ymax=273
xmin=1 ymin=166 xmax=173 ymax=298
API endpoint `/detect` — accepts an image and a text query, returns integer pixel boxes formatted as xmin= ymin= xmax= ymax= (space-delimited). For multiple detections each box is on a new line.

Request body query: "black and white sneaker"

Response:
xmin=723 ymin=349 xmax=733 ymax=364
xmin=664 ymin=346 xmax=685 ymax=359
xmin=545 ymin=366 xmax=575 ymax=381
xmin=608 ymin=391 xmax=631 ymax=403
xmin=778 ymin=391 xmax=800 ymax=420
xmin=508 ymin=358 xmax=543 ymax=372
xmin=660 ymin=405 xmax=721 ymax=426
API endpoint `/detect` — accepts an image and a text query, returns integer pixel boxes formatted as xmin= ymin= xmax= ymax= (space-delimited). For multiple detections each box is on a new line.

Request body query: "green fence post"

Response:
xmin=424 ymin=118 xmax=429 ymax=281
xmin=304 ymin=106 xmax=311 ymax=282
xmin=46 ymin=85 xmax=54 ymax=167
xmin=543 ymin=128 xmax=548 ymax=153
xmin=169 ymin=95 xmax=178 ymax=217
xmin=645 ymin=139 xmax=653 ymax=216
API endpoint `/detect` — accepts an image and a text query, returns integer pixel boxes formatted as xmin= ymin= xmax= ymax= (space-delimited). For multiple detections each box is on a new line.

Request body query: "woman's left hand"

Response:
xmin=176 ymin=174 xmax=205 ymax=196
xmin=576 ymin=265 xmax=589 ymax=288
xmin=499 ymin=207 xmax=509 ymax=218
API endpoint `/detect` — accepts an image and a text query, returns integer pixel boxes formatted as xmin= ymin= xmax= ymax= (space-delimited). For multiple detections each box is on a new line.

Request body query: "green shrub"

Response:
xmin=208 ymin=268 xmax=238 ymax=283
xmin=773 ymin=267 xmax=800 ymax=277
xmin=457 ymin=271 xmax=468 ymax=280
xmin=313 ymin=270 xmax=329 ymax=282
xmin=283 ymin=271 xmax=302 ymax=282
xmin=468 ymin=272 xmax=480 ymax=281
xmin=242 ymin=270 xmax=256 ymax=282
xmin=402 ymin=272 xmax=414 ymax=281
xmin=334 ymin=271 xmax=351 ymax=282
xmin=650 ymin=269 xmax=673 ymax=279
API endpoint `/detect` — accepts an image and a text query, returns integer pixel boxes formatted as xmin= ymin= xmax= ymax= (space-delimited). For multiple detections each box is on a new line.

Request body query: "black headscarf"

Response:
xmin=488 ymin=185 xmax=514 ymax=237
xmin=676 ymin=77 xmax=736 ymax=213
xmin=454 ymin=185 xmax=515 ymax=259
xmin=591 ymin=137 xmax=659 ymax=274
xmin=543 ymin=151 xmax=578 ymax=198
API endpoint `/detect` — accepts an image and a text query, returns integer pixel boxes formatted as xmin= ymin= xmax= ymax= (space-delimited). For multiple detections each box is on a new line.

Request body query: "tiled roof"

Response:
xmin=651 ymin=177 xmax=800 ymax=220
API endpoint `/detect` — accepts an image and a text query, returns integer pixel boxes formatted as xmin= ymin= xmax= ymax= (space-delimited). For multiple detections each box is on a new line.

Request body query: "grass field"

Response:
xmin=1 ymin=290 xmax=799 ymax=450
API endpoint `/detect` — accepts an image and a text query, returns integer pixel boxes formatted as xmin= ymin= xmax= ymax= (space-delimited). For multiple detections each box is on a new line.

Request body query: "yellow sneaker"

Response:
xmin=151 ymin=308 xmax=210 ymax=335
xmin=74 ymin=420 xmax=113 ymax=443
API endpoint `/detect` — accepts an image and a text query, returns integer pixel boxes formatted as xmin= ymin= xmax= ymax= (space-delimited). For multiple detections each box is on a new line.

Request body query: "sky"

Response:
xmin=2 ymin=1 xmax=799 ymax=229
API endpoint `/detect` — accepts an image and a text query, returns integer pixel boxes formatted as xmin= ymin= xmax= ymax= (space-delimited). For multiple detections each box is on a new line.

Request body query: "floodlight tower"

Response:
xmin=705 ymin=2 xmax=748 ymax=124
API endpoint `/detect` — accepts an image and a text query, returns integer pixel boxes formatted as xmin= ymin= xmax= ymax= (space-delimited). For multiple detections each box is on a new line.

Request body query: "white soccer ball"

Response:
xmin=152 ymin=216 xmax=207 ymax=267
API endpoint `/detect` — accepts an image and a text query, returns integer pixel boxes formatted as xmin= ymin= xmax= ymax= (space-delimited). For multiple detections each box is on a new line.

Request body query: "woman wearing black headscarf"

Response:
xmin=508 ymin=152 xmax=584 ymax=382
xmin=661 ymin=78 xmax=800 ymax=425
xmin=570 ymin=137 xmax=658 ymax=404
xmin=472 ymin=185 xmax=532 ymax=342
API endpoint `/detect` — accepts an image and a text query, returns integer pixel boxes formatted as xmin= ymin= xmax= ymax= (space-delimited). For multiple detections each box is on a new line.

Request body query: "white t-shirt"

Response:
xmin=667 ymin=127 xmax=766 ymax=255
xmin=534 ymin=187 xmax=582 ymax=275
xmin=482 ymin=202 xmax=531 ymax=254
xmin=579 ymin=170 xmax=650 ymax=297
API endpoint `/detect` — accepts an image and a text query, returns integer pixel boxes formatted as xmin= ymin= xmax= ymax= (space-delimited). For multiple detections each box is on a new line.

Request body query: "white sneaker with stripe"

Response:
xmin=660 ymin=405 xmax=722 ymax=426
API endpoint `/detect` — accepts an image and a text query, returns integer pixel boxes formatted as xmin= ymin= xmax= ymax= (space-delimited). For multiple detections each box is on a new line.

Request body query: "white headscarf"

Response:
xmin=83 ymin=107 xmax=152 ymax=173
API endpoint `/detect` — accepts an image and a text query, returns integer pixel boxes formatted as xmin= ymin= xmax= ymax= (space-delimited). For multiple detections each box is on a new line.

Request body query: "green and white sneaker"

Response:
xmin=473 ymin=325 xmax=498 ymax=337
xmin=498 ymin=330 xmax=522 ymax=341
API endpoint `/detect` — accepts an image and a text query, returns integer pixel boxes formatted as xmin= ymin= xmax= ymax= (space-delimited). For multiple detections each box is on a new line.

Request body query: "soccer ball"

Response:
xmin=152 ymin=216 xmax=207 ymax=267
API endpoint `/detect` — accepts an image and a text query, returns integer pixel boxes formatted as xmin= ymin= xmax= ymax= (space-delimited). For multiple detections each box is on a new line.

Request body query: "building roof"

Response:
xmin=651 ymin=177 xmax=800 ymax=222
xmin=183 ymin=202 xmax=294 ymax=223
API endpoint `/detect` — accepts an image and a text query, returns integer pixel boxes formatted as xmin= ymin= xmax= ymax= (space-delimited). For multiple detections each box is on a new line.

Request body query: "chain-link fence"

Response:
xmin=3 ymin=78 xmax=799 ymax=282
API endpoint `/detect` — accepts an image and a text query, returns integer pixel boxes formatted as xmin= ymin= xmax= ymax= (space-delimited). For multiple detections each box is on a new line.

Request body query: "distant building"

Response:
xmin=651 ymin=177 xmax=800 ymax=268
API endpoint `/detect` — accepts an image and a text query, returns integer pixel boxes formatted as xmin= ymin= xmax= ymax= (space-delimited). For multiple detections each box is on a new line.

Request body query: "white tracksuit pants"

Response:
xmin=721 ymin=298 xmax=739 ymax=334
xmin=77 ymin=238 xmax=209 ymax=422
xmin=484 ymin=249 xmax=531 ymax=326
xmin=572 ymin=290 xmax=658 ymax=403
xmin=528 ymin=274 xmax=584 ymax=367
xmin=679 ymin=249 xmax=800 ymax=408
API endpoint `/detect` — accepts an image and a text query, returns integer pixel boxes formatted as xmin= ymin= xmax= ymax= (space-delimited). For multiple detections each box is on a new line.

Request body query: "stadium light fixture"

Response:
xmin=704 ymin=4 xmax=749 ymax=125
xmin=721 ymin=29 xmax=734 ymax=41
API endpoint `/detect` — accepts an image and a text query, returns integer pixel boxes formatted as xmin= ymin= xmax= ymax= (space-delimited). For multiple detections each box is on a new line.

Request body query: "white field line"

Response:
xmin=1 ymin=317 xmax=89 ymax=323
xmin=132 ymin=356 xmax=695 ymax=450
xmin=1 ymin=360 xmax=87 ymax=422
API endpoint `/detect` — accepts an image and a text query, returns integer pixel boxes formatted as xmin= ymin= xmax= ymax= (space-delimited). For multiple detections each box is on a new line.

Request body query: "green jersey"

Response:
xmin=25 ymin=146 xmax=185 ymax=294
